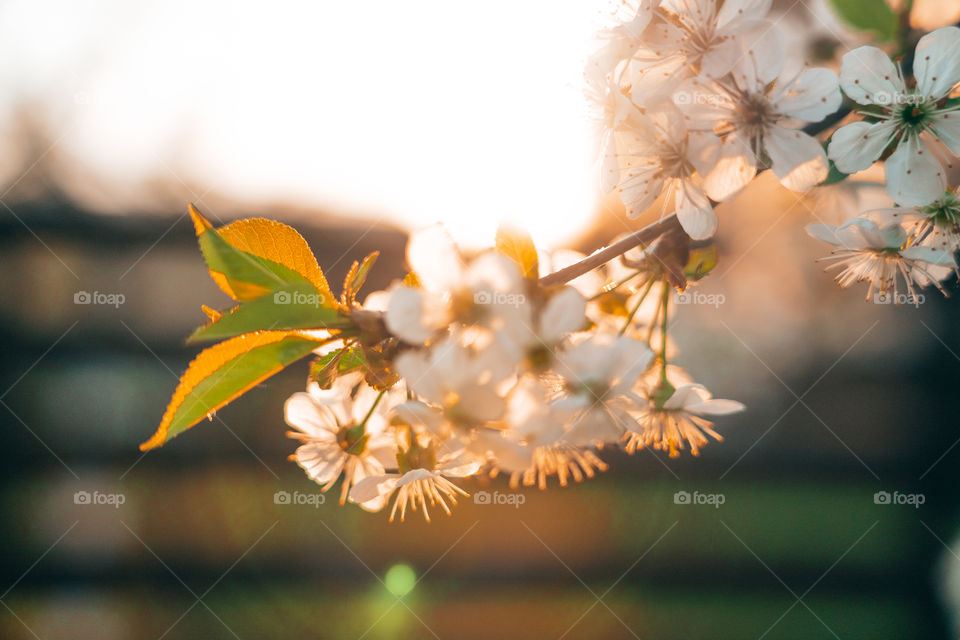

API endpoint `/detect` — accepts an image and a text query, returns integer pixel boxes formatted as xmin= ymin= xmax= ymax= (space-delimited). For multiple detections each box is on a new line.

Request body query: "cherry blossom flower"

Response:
xmin=587 ymin=78 xmax=646 ymax=193
xmin=284 ymin=374 xmax=398 ymax=508
xmin=615 ymin=110 xmax=723 ymax=239
xmin=348 ymin=441 xmax=480 ymax=522
xmin=394 ymin=335 xmax=509 ymax=429
xmin=495 ymin=287 xmax=587 ymax=372
xmin=806 ymin=215 xmax=955 ymax=300
xmin=859 ymin=188 xmax=960 ymax=264
xmin=827 ymin=26 xmax=960 ymax=206
xmin=630 ymin=0 xmax=779 ymax=102
xmin=385 ymin=225 xmax=525 ymax=344
xmin=675 ymin=58 xmax=841 ymax=194
xmin=552 ymin=335 xmax=654 ymax=445
xmin=586 ymin=0 xmax=660 ymax=88
xmin=623 ymin=381 xmax=743 ymax=456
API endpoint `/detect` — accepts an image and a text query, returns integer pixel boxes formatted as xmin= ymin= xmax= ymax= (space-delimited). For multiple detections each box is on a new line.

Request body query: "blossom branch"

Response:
xmin=538 ymin=214 xmax=682 ymax=287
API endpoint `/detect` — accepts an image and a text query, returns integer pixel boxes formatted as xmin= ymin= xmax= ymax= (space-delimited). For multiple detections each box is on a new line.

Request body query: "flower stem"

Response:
xmin=589 ymin=269 xmax=644 ymax=301
xmin=659 ymin=281 xmax=670 ymax=384
xmin=360 ymin=390 xmax=386 ymax=429
xmin=619 ymin=277 xmax=656 ymax=336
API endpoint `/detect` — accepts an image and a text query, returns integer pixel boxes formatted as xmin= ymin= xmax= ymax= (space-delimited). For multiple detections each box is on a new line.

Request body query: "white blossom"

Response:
xmin=348 ymin=444 xmax=480 ymax=522
xmin=623 ymin=380 xmax=743 ymax=456
xmin=284 ymin=374 xmax=397 ymax=508
xmin=676 ymin=58 xmax=841 ymax=194
xmin=615 ymin=110 xmax=723 ymax=239
xmin=630 ymin=0 xmax=779 ymax=103
xmin=552 ymin=334 xmax=654 ymax=445
xmin=827 ymin=27 xmax=960 ymax=206
xmin=385 ymin=225 xmax=525 ymax=344
xmin=806 ymin=215 xmax=954 ymax=300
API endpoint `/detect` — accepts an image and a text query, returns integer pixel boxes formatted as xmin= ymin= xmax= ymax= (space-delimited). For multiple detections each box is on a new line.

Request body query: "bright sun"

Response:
xmin=0 ymin=0 xmax=603 ymax=248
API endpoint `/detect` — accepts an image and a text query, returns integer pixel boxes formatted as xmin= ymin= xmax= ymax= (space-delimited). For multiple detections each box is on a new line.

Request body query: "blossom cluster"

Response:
xmin=588 ymin=1 xmax=960 ymax=302
xmin=809 ymin=28 xmax=960 ymax=298
xmin=144 ymin=1 xmax=960 ymax=523
xmin=588 ymin=0 xmax=841 ymax=240
xmin=286 ymin=227 xmax=742 ymax=521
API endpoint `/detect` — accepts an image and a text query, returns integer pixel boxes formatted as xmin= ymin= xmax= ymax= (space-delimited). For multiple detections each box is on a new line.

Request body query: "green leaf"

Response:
xmin=684 ymin=245 xmax=718 ymax=281
xmin=495 ymin=223 xmax=539 ymax=280
xmin=822 ymin=158 xmax=850 ymax=186
xmin=309 ymin=349 xmax=344 ymax=388
xmin=141 ymin=332 xmax=323 ymax=450
xmin=189 ymin=281 xmax=349 ymax=343
xmin=197 ymin=221 xmax=318 ymax=301
xmin=309 ymin=345 xmax=367 ymax=388
xmin=828 ymin=0 xmax=897 ymax=41
xmin=342 ymin=251 xmax=379 ymax=306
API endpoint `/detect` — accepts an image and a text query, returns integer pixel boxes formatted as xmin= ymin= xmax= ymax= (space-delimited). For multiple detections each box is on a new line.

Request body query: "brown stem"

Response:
xmin=802 ymin=105 xmax=851 ymax=137
xmin=538 ymin=215 xmax=682 ymax=287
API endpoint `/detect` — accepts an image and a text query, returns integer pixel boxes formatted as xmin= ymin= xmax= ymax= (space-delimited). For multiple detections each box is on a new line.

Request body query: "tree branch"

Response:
xmin=540 ymin=104 xmax=851 ymax=289
xmin=538 ymin=215 xmax=682 ymax=287
xmin=802 ymin=105 xmax=851 ymax=137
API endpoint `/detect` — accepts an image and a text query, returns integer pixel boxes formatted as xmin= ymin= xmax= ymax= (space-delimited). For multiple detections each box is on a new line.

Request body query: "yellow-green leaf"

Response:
xmin=140 ymin=331 xmax=324 ymax=451
xmin=684 ymin=245 xmax=718 ymax=281
xmin=342 ymin=251 xmax=379 ymax=306
xmin=189 ymin=205 xmax=335 ymax=306
xmin=189 ymin=281 xmax=349 ymax=343
xmin=495 ymin=223 xmax=539 ymax=280
xmin=217 ymin=214 xmax=336 ymax=306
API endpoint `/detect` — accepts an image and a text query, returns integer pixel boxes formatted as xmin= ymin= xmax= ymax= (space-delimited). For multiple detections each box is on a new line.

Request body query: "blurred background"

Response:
xmin=3 ymin=0 xmax=960 ymax=638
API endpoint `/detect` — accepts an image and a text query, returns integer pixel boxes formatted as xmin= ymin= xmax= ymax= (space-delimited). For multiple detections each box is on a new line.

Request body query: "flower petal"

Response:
xmin=730 ymin=19 xmax=784 ymax=85
xmin=600 ymin=130 xmax=620 ymax=193
xmin=901 ymin=245 xmax=956 ymax=265
xmin=687 ymin=398 xmax=746 ymax=415
xmin=827 ymin=121 xmax=897 ymax=174
xmin=385 ymin=285 xmax=446 ymax=345
xmin=703 ymin=133 xmax=757 ymax=201
xmin=675 ymin=183 xmax=717 ymax=240
xmin=765 ymin=127 xmax=828 ymax=192
xmin=913 ymin=26 xmax=960 ymax=99
xmin=618 ymin=163 xmax=663 ymax=219
xmin=407 ymin=224 xmax=464 ymax=292
xmin=686 ymin=131 xmax=723 ymax=177
xmin=716 ymin=0 xmax=773 ymax=28
xmin=929 ymin=111 xmax=960 ymax=156
xmin=839 ymin=46 xmax=904 ymax=105
xmin=294 ymin=443 xmax=345 ymax=484
xmin=284 ymin=393 xmax=338 ymax=439
xmin=806 ymin=223 xmax=843 ymax=246
xmin=885 ymin=136 xmax=947 ymax=206
xmin=540 ymin=287 xmax=587 ymax=342
xmin=775 ymin=68 xmax=842 ymax=123
xmin=349 ymin=474 xmax=399 ymax=510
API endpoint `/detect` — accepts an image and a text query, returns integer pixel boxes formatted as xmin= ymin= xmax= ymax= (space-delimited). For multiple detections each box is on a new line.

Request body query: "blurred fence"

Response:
xmin=2 ymin=203 xmax=960 ymax=639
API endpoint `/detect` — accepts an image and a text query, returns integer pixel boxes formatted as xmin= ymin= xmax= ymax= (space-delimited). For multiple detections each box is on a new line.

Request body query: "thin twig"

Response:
xmin=538 ymin=215 xmax=682 ymax=287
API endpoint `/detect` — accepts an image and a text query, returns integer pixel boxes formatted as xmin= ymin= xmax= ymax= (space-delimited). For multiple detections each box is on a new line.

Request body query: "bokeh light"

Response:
xmin=384 ymin=563 xmax=417 ymax=597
